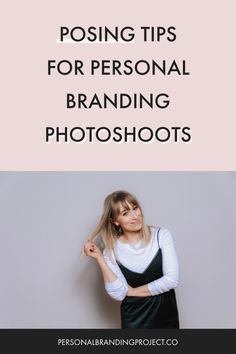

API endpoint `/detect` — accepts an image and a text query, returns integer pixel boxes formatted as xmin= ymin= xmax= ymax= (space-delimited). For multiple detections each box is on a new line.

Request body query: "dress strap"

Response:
xmin=156 ymin=227 xmax=161 ymax=248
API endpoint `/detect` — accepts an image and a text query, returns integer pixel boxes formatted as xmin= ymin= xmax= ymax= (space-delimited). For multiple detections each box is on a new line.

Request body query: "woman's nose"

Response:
xmin=130 ymin=210 xmax=138 ymax=218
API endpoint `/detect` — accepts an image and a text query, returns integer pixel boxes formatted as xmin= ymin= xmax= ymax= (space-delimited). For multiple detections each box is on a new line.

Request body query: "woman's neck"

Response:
xmin=119 ymin=231 xmax=141 ymax=244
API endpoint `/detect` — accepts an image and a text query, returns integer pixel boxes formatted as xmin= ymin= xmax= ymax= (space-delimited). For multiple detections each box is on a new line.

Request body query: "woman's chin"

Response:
xmin=130 ymin=224 xmax=142 ymax=231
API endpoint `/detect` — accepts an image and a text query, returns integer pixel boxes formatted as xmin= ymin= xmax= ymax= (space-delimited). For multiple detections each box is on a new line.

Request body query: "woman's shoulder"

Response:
xmin=102 ymin=247 xmax=117 ymax=264
xmin=151 ymin=226 xmax=174 ymax=246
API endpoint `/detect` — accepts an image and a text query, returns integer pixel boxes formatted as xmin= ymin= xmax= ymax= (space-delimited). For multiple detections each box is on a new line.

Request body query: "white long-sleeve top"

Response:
xmin=103 ymin=227 xmax=179 ymax=301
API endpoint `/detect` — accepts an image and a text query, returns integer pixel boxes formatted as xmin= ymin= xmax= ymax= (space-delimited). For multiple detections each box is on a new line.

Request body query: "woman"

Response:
xmin=83 ymin=190 xmax=179 ymax=328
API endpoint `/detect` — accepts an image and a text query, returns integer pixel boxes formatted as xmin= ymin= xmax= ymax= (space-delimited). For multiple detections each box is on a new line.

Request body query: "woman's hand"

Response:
xmin=84 ymin=240 xmax=102 ymax=260
xmin=127 ymin=284 xmax=151 ymax=297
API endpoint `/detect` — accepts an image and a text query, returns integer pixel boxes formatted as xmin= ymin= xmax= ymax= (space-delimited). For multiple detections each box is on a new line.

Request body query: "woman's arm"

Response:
xmin=128 ymin=229 xmax=179 ymax=297
xmin=147 ymin=228 xmax=179 ymax=295
xmin=127 ymin=284 xmax=151 ymax=297
xmin=84 ymin=240 xmax=128 ymax=301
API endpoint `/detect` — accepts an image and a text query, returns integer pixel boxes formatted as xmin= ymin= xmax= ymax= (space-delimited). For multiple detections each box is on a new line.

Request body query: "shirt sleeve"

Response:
xmin=102 ymin=250 xmax=129 ymax=301
xmin=147 ymin=228 xmax=179 ymax=296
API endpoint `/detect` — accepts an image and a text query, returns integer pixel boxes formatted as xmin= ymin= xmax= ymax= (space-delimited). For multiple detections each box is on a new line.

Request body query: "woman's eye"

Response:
xmin=122 ymin=212 xmax=127 ymax=216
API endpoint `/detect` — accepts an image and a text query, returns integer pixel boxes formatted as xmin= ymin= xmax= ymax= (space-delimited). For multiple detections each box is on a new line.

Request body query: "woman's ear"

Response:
xmin=109 ymin=218 xmax=119 ymax=226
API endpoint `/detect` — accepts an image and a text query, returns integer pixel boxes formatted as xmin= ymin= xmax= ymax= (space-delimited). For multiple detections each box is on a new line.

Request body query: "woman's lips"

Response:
xmin=130 ymin=220 xmax=141 ymax=224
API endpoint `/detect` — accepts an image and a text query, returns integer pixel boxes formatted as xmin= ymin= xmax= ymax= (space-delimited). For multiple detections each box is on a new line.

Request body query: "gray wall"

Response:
xmin=0 ymin=172 xmax=235 ymax=328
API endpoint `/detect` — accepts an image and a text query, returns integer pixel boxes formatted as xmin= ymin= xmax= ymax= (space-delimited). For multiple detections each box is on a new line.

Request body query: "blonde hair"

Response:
xmin=83 ymin=190 xmax=152 ymax=259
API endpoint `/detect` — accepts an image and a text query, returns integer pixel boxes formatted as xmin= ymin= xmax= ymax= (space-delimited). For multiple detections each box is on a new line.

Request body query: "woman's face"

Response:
xmin=113 ymin=201 xmax=143 ymax=233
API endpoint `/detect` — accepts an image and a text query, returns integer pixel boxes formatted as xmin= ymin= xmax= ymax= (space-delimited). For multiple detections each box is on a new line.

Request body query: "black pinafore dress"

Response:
xmin=117 ymin=228 xmax=179 ymax=329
